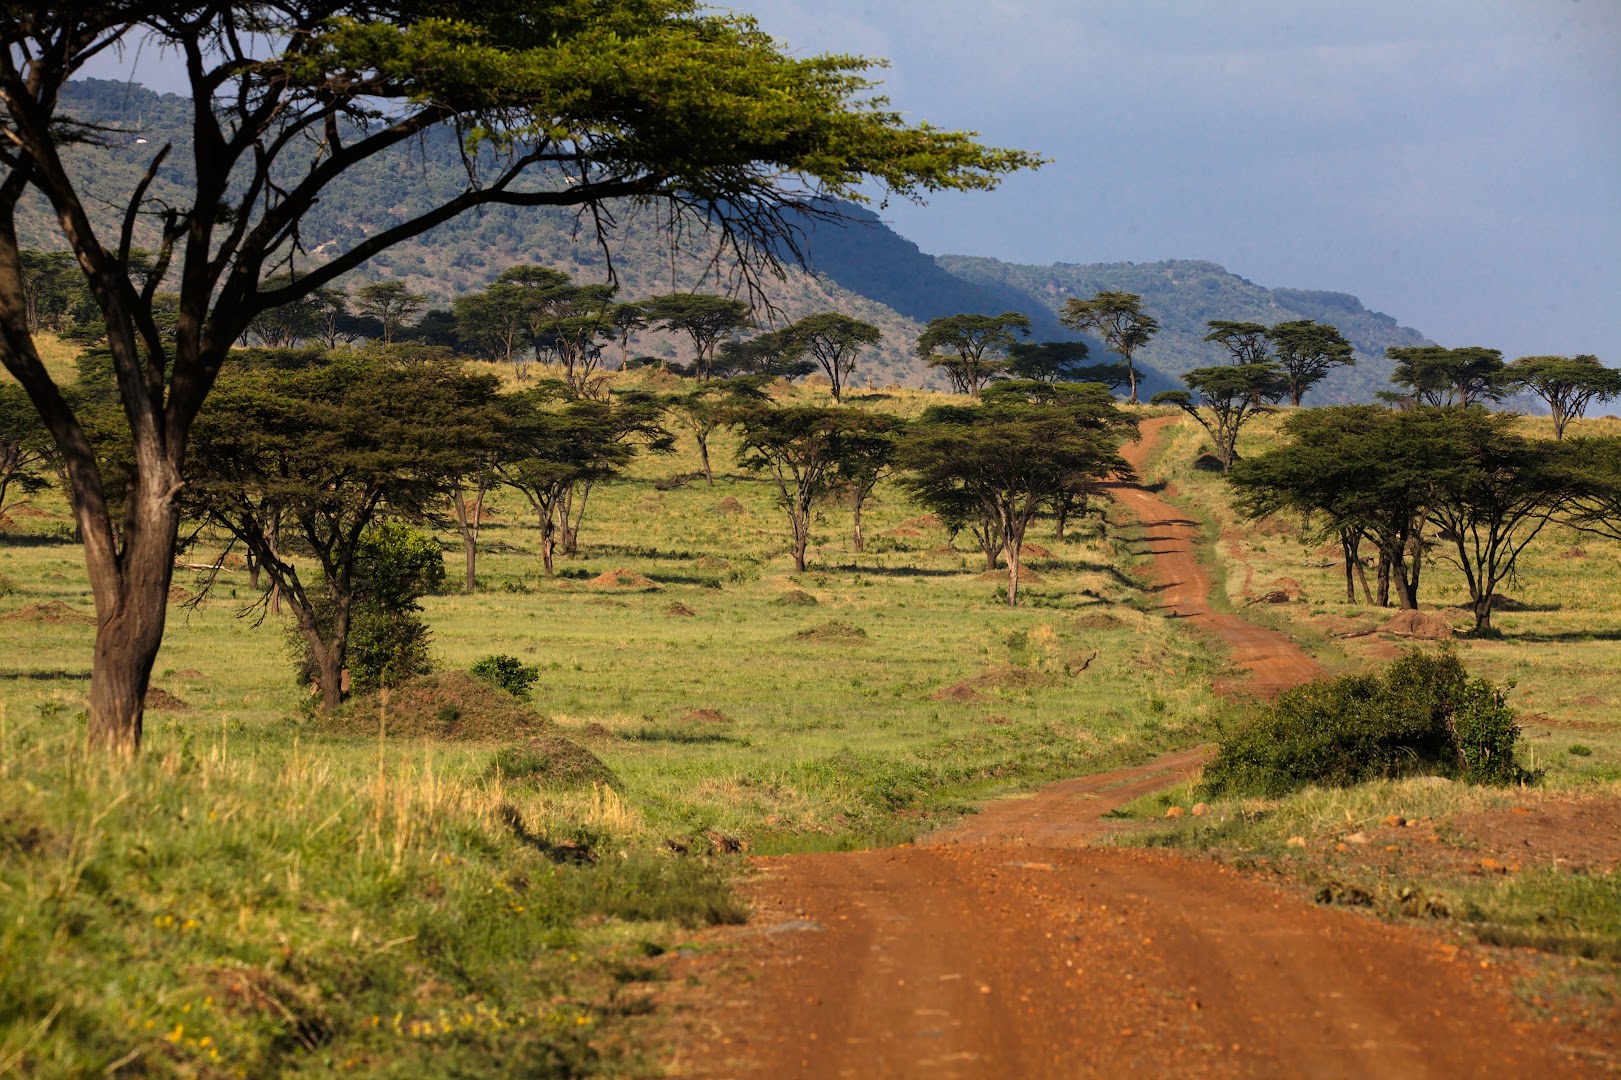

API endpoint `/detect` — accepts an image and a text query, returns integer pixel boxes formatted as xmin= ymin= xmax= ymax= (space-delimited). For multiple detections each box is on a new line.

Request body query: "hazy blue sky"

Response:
xmin=737 ymin=0 xmax=1620 ymax=362
xmin=82 ymin=1 xmax=1619 ymax=362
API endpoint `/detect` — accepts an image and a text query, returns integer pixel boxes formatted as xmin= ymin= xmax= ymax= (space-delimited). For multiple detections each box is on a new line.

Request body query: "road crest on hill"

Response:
xmin=658 ymin=415 xmax=1594 ymax=1079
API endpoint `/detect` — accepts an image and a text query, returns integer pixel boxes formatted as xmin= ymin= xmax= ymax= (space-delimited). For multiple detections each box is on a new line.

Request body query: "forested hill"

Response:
xmin=29 ymin=79 xmax=1430 ymax=398
xmin=937 ymin=256 xmax=1433 ymax=403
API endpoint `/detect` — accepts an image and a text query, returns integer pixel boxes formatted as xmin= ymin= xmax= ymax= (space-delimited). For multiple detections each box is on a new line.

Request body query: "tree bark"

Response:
xmin=83 ymin=466 xmax=182 ymax=754
xmin=451 ymin=484 xmax=483 ymax=592
xmin=697 ymin=430 xmax=714 ymax=487
xmin=1341 ymin=531 xmax=1356 ymax=604
xmin=1005 ymin=544 xmax=1021 ymax=607
xmin=1376 ymin=550 xmax=1391 ymax=608
xmin=851 ymin=490 xmax=865 ymax=553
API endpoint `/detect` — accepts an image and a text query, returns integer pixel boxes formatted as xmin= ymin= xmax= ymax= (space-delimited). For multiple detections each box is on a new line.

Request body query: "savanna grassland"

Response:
xmin=0 ymin=358 xmax=1221 ymax=1076
xmin=1109 ymin=410 xmax=1621 ymax=1045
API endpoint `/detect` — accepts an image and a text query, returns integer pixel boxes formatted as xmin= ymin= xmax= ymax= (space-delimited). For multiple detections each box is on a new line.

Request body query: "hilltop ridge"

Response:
xmin=26 ymin=78 xmax=1432 ymax=398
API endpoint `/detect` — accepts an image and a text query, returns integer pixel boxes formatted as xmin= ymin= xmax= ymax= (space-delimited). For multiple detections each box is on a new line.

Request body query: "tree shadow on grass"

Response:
xmin=0 ymin=533 xmax=78 ymax=548
xmin=1025 ymin=558 xmax=1141 ymax=590
xmin=821 ymin=563 xmax=962 ymax=578
xmin=619 ymin=727 xmax=745 ymax=745
xmin=1499 ymin=628 xmax=1621 ymax=644
xmin=0 ymin=669 xmax=92 ymax=680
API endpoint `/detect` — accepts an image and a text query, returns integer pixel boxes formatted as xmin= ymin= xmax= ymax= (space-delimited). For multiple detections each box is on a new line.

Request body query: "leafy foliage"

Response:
xmin=1059 ymin=291 xmax=1160 ymax=403
xmin=471 ymin=654 xmax=543 ymax=701
xmin=899 ymin=381 xmax=1134 ymax=604
xmin=915 ymin=311 xmax=1031 ymax=394
xmin=1202 ymin=649 xmax=1527 ymax=797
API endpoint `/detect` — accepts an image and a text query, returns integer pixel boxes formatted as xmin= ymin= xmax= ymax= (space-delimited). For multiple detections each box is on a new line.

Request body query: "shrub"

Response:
xmin=471 ymin=654 xmax=541 ymax=700
xmin=290 ymin=524 xmax=446 ymax=693
xmin=1201 ymin=648 xmax=1526 ymax=797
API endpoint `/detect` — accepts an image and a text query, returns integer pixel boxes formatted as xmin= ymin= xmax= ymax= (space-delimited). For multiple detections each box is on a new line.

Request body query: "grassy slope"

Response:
xmin=0 ymin=370 xmax=1217 ymax=1075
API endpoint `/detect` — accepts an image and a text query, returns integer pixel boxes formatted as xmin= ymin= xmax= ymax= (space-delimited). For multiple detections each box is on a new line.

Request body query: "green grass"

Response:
xmin=0 ymin=374 xmax=1218 ymax=1073
xmin=1145 ymin=409 xmax=1621 ymax=788
xmin=1107 ymin=775 xmax=1621 ymax=960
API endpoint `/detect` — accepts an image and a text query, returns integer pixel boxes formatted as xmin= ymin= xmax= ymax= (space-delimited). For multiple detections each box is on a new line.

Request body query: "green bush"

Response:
xmin=1202 ymin=648 xmax=1527 ymax=797
xmin=471 ymin=653 xmax=541 ymax=700
xmin=291 ymin=524 xmax=446 ymax=693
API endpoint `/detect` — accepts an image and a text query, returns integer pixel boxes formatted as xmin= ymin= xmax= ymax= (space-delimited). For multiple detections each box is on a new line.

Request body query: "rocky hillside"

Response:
xmin=24 ymin=79 xmax=1432 ymax=398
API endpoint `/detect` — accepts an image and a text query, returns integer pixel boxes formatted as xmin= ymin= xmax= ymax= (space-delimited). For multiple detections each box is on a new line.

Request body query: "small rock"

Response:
xmin=1286 ymin=835 xmax=1307 ymax=848
xmin=765 ymin=919 xmax=824 ymax=934
xmin=1165 ymin=806 xmax=1186 ymax=819
xmin=1191 ymin=802 xmax=1210 ymax=817
xmin=1479 ymin=858 xmax=1505 ymax=874
xmin=1383 ymin=814 xmax=1406 ymax=828
xmin=1335 ymin=842 xmax=1348 ymax=853
xmin=1344 ymin=832 xmax=1369 ymax=845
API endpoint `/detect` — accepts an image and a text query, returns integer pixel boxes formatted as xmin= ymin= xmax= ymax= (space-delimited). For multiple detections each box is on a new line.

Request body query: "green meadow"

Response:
xmin=1 ymin=369 xmax=1219 ymax=1075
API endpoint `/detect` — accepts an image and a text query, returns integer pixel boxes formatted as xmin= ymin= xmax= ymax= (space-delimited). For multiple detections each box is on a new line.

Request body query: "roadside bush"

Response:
xmin=1202 ymin=648 xmax=1527 ymax=797
xmin=471 ymin=654 xmax=541 ymax=700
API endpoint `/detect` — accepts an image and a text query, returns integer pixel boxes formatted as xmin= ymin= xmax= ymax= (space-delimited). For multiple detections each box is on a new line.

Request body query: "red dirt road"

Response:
xmin=1111 ymin=415 xmax=1321 ymax=697
xmin=657 ymin=417 xmax=1595 ymax=1078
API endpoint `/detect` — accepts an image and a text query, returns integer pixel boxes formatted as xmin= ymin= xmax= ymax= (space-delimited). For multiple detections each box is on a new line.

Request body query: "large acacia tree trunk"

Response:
xmin=83 ymin=465 xmax=183 ymax=754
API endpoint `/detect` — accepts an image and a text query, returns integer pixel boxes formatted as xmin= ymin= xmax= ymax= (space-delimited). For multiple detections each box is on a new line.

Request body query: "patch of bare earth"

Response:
xmin=2 ymin=600 xmax=95 ymax=625
xmin=928 ymin=665 xmax=1061 ymax=703
xmin=587 ymin=568 xmax=659 ymax=590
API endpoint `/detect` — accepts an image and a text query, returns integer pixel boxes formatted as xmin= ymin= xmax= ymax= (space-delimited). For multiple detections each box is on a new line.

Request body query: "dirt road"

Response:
xmin=1110 ymin=414 xmax=1321 ymax=697
xmin=658 ymin=416 xmax=1594 ymax=1078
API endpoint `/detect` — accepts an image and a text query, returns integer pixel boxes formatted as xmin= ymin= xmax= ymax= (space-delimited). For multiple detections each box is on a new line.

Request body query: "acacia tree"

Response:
xmin=900 ymin=381 xmax=1134 ymax=606
xmin=604 ymin=301 xmax=648 ymax=371
xmin=529 ymin=281 xmax=618 ymax=399
xmin=1419 ymin=409 xmax=1569 ymax=632
xmin=833 ymin=411 xmax=902 ymax=552
xmin=1059 ymin=291 xmax=1159 ymax=404
xmin=497 ymin=385 xmax=669 ymax=572
xmin=1005 ymin=340 xmax=1093 ymax=384
xmin=1564 ymin=436 xmax=1621 ymax=542
xmin=644 ymin=293 xmax=754 ymax=380
xmin=782 ymin=312 xmax=881 ymax=402
xmin=0 ymin=3 xmax=1035 ymax=751
xmin=735 ymin=405 xmax=888 ymax=572
xmin=186 ymin=356 xmax=498 ymax=709
xmin=0 ymin=380 xmax=52 ymax=516
xmin=1389 ymin=346 xmax=1506 ymax=408
xmin=353 ymin=282 xmax=425 ymax=344
xmin=453 ymin=282 xmax=533 ymax=377
xmin=1203 ymin=320 xmax=1273 ymax=408
xmin=311 ymin=287 xmax=353 ymax=349
xmin=712 ymin=328 xmax=815 ymax=380
xmin=1506 ymin=355 xmax=1620 ymax=440
xmin=1153 ymin=363 xmax=1287 ymax=471
xmin=665 ymin=376 xmax=768 ymax=486
xmin=1266 ymin=319 xmax=1355 ymax=407
xmin=1229 ymin=406 xmax=1466 ymax=611
xmin=916 ymin=311 xmax=1030 ymax=395
xmin=447 ymin=455 xmax=499 ymax=594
